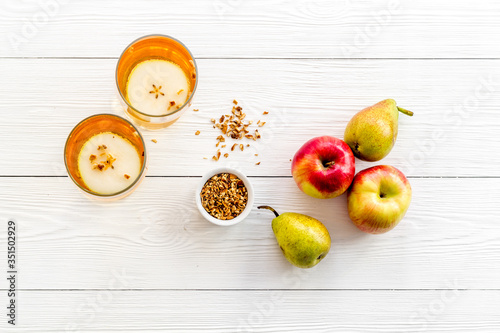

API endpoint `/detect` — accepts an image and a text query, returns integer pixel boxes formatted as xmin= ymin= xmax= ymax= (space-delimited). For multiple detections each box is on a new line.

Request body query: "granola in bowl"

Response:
xmin=196 ymin=167 xmax=254 ymax=226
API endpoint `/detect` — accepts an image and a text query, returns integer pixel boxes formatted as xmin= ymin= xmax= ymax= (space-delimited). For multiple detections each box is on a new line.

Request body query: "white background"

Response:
xmin=1 ymin=0 xmax=500 ymax=332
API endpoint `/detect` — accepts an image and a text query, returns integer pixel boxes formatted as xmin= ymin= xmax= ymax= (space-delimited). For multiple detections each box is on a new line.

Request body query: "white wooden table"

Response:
xmin=1 ymin=1 xmax=500 ymax=331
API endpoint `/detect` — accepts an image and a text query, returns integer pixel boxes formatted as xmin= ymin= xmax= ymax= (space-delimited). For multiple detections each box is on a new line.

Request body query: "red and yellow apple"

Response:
xmin=347 ymin=165 xmax=412 ymax=234
xmin=292 ymin=136 xmax=355 ymax=199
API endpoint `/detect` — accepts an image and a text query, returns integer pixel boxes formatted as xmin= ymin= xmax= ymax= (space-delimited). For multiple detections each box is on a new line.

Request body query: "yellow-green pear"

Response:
xmin=258 ymin=206 xmax=331 ymax=269
xmin=344 ymin=99 xmax=413 ymax=162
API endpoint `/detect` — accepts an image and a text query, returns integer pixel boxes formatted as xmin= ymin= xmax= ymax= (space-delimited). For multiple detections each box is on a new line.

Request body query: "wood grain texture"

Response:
xmin=0 ymin=290 xmax=498 ymax=332
xmin=1 ymin=58 xmax=499 ymax=177
xmin=1 ymin=177 xmax=499 ymax=290
xmin=1 ymin=0 xmax=500 ymax=58
xmin=1 ymin=1 xmax=499 ymax=331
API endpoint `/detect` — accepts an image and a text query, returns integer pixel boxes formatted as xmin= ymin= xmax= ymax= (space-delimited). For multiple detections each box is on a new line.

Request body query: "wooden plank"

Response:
xmin=1 ymin=177 xmax=499 ymax=290
xmin=0 ymin=58 xmax=499 ymax=177
xmin=0 ymin=290 xmax=499 ymax=332
xmin=1 ymin=0 xmax=499 ymax=59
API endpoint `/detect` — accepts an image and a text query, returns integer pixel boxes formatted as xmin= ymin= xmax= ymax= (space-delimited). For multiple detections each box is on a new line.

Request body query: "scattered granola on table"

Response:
xmin=206 ymin=100 xmax=268 ymax=160
xmin=200 ymin=173 xmax=248 ymax=220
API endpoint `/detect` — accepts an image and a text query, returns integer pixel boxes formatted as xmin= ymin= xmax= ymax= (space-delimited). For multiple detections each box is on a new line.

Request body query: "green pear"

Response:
xmin=344 ymin=99 xmax=413 ymax=162
xmin=258 ymin=206 xmax=331 ymax=269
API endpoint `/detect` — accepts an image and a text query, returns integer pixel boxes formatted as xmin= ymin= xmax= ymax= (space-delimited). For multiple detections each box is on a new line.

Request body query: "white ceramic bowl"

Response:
xmin=196 ymin=167 xmax=254 ymax=226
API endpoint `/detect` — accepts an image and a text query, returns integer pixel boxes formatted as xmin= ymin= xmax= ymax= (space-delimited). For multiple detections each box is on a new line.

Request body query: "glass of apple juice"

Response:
xmin=115 ymin=34 xmax=198 ymax=130
xmin=64 ymin=114 xmax=147 ymax=200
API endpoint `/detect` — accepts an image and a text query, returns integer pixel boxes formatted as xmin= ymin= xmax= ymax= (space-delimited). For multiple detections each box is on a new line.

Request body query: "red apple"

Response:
xmin=347 ymin=165 xmax=412 ymax=234
xmin=292 ymin=136 xmax=355 ymax=199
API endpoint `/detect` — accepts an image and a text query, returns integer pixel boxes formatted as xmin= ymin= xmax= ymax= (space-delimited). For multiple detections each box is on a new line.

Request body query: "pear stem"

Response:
xmin=257 ymin=206 xmax=280 ymax=217
xmin=397 ymin=106 xmax=414 ymax=116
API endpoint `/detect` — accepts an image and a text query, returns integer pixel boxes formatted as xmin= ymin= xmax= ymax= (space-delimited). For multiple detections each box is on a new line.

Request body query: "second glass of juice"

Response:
xmin=115 ymin=35 xmax=198 ymax=130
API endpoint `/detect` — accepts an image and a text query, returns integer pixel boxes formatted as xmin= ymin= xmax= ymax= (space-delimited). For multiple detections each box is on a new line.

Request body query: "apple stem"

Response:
xmin=323 ymin=161 xmax=335 ymax=168
xmin=397 ymin=106 xmax=414 ymax=117
xmin=257 ymin=206 xmax=280 ymax=217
